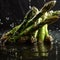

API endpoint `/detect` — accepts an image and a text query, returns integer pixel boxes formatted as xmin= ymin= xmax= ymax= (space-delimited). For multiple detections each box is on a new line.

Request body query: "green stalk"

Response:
xmin=45 ymin=24 xmax=49 ymax=37
xmin=18 ymin=7 xmax=38 ymax=32
xmin=5 ymin=7 xmax=38 ymax=36
xmin=5 ymin=20 xmax=25 ymax=36
xmin=37 ymin=25 xmax=46 ymax=42
xmin=6 ymin=0 xmax=57 ymax=37
xmin=1 ymin=10 xmax=60 ymax=43
xmin=33 ymin=18 xmax=42 ymax=41
xmin=37 ymin=10 xmax=60 ymax=43
xmin=19 ymin=0 xmax=56 ymax=41
xmin=37 ymin=12 xmax=48 ymax=42
xmin=25 ymin=0 xmax=56 ymax=28
xmin=7 ymin=15 xmax=59 ymax=42
xmin=19 ymin=16 xmax=59 ymax=36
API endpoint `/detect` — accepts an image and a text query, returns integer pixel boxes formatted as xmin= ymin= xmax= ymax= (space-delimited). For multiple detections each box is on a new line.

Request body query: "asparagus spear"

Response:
xmin=5 ymin=0 xmax=56 ymax=38
xmin=30 ymin=0 xmax=56 ymax=42
xmin=1 ymin=10 xmax=60 ymax=43
xmin=0 ymin=7 xmax=38 ymax=42
xmin=18 ymin=1 xmax=56 ymax=41
xmin=24 ymin=6 xmax=38 ymax=20
xmin=29 ymin=10 xmax=60 ymax=43
xmin=2 ymin=15 xmax=57 ymax=43
xmin=25 ymin=0 xmax=56 ymax=28
xmin=11 ymin=0 xmax=56 ymax=36
xmin=17 ymin=7 xmax=38 ymax=32
xmin=1 ymin=0 xmax=60 ymax=43
xmin=37 ymin=10 xmax=60 ymax=43
xmin=19 ymin=16 xmax=59 ymax=36
xmin=1 ymin=11 xmax=59 ymax=43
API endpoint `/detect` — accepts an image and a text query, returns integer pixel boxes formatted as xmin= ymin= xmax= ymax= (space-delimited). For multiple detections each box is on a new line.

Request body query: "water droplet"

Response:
xmin=51 ymin=41 xmax=53 ymax=45
xmin=49 ymin=29 xmax=52 ymax=32
xmin=0 ymin=19 xmax=1 ymax=21
xmin=29 ymin=6 xmax=31 ymax=9
xmin=6 ymin=17 xmax=9 ymax=20
xmin=56 ymin=50 xmax=58 ymax=55
xmin=58 ymin=42 xmax=60 ymax=44
xmin=44 ymin=0 xmax=46 ymax=2
xmin=10 ymin=23 xmax=14 ymax=28
xmin=58 ymin=30 xmax=60 ymax=31
xmin=6 ymin=21 xmax=7 ymax=23
xmin=29 ymin=0 xmax=31 ymax=9
xmin=55 ymin=40 xmax=58 ymax=44
xmin=0 ymin=22 xmax=3 ymax=25
xmin=15 ymin=52 xmax=17 ymax=57
xmin=20 ymin=56 xmax=22 ymax=60
xmin=56 ymin=28 xmax=59 ymax=30
xmin=19 ymin=19 xmax=22 ymax=22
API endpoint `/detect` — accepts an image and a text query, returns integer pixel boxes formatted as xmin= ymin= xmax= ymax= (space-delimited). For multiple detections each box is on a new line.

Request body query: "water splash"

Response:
xmin=0 ymin=19 xmax=1 ymax=21
xmin=6 ymin=17 xmax=9 ymax=21
xmin=29 ymin=0 xmax=31 ymax=9
xmin=10 ymin=23 xmax=14 ymax=28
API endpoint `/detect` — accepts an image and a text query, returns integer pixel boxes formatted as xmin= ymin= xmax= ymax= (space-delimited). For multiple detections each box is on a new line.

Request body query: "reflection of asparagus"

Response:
xmin=37 ymin=43 xmax=49 ymax=57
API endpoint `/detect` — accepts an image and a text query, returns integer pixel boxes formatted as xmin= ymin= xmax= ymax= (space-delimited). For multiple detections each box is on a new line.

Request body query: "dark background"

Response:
xmin=0 ymin=0 xmax=60 ymax=32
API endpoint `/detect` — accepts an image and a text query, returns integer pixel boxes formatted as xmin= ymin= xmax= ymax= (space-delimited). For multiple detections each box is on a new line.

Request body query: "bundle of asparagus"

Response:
xmin=0 ymin=0 xmax=60 ymax=44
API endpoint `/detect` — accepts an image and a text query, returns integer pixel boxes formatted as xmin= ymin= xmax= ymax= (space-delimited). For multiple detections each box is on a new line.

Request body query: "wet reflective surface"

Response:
xmin=0 ymin=30 xmax=60 ymax=60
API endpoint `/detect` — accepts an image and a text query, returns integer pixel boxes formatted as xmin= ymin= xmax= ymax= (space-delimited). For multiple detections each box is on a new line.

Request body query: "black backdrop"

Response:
xmin=0 ymin=0 xmax=60 ymax=32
